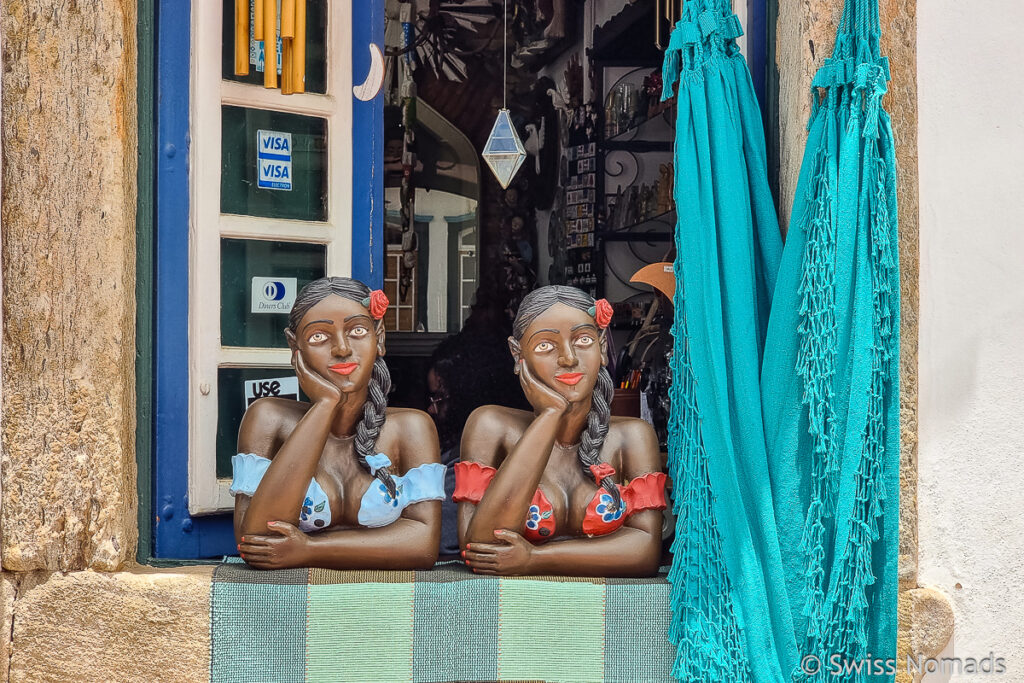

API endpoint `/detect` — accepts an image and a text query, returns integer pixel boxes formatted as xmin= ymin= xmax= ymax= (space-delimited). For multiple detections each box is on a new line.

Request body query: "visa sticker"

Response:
xmin=257 ymin=130 xmax=293 ymax=191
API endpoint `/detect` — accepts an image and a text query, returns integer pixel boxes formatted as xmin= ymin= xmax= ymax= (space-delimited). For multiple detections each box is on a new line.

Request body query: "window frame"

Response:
xmin=146 ymin=0 xmax=384 ymax=559
xmin=190 ymin=0 xmax=352 ymax=516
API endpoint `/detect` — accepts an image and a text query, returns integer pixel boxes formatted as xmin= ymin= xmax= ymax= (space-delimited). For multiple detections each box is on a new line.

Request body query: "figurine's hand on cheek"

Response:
xmin=293 ymin=349 xmax=344 ymax=407
xmin=518 ymin=359 xmax=570 ymax=416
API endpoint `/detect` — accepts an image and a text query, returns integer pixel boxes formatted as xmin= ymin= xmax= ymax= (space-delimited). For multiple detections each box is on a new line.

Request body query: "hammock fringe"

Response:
xmin=788 ymin=29 xmax=899 ymax=679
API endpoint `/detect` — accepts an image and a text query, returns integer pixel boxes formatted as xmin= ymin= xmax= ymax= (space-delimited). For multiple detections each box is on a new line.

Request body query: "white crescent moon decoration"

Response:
xmin=353 ymin=43 xmax=386 ymax=102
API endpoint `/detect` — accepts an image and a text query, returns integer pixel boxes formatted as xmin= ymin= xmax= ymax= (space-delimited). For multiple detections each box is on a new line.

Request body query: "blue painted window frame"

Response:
xmin=148 ymin=0 xmax=764 ymax=559
xmin=152 ymin=0 xmax=384 ymax=558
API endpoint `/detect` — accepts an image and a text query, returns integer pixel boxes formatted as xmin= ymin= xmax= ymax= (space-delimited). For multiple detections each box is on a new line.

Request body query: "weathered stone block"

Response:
xmin=1 ymin=0 xmax=138 ymax=570
xmin=0 ymin=573 xmax=17 ymax=683
xmin=7 ymin=567 xmax=213 ymax=683
xmin=896 ymin=587 xmax=955 ymax=683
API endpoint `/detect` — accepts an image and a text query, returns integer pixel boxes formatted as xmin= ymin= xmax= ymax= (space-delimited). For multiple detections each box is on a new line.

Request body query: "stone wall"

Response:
xmin=1 ymin=0 xmax=138 ymax=571
xmin=4 ymin=568 xmax=212 ymax=683
xmin=0 ymin=0 xmax=950 ymax=680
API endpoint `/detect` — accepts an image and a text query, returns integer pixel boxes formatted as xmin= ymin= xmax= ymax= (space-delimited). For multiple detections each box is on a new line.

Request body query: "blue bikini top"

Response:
xmin=229 ymin=453 xmax=445 ymax=531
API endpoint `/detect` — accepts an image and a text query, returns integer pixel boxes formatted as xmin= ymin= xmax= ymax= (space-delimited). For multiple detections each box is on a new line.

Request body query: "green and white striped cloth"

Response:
xmin=211 ymin=561 xmax=675 ymax=682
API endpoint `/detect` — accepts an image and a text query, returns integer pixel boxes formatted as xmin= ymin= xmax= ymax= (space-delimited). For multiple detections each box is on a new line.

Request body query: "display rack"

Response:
xmin=589 ymin=2 xmax=676 ymax=299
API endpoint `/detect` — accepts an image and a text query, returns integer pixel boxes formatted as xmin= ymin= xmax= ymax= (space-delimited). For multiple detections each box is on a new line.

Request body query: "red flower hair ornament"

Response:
xmin=361 ymin=290 xmax=390 ymax=319
xmin=588 ymin=298 xmax=614 ymax=329
xmin=589 ymin=463 xmax=616 ymax=485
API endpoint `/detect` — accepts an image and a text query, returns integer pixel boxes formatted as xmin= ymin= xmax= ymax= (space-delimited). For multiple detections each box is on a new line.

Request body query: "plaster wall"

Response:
xmin=917 ymin=1 xmax=1024 ymax=680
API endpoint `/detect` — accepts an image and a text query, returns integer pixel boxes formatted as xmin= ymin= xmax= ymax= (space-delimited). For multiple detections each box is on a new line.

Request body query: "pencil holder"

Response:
xmin=610 ymin=388 xmax=641 ymax=418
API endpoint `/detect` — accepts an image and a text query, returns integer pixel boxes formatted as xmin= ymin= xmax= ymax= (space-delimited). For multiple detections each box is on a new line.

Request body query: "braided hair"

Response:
xmin=288 ymin=277 xmax=397 ymax=496
xmin=511 ymin=286 xmax=621 ymax=512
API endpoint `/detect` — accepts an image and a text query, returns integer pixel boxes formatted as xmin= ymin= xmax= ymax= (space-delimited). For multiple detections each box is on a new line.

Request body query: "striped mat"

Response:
xmin=210 ymin=561 xmax=675 ymax=682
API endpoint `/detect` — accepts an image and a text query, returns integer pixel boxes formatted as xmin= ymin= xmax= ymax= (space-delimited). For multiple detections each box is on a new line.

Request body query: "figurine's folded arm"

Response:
xmin=461 ymin=406 xmax=559 ymax=546
xmin=525 ymin=511 xmax=662 ymax=577
xmin=235 ymin=399 xmax=336 ymax=540
xmin=509 ymin=418 xmax=665 ymax=577
xmin=300 ymin=501 xmax=441 ymax=570
xmin=522 ymin=419 xmax=665 ymax=577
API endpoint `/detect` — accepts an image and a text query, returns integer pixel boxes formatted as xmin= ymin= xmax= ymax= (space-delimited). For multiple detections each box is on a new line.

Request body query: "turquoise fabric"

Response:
xmin=760 ymin=0 xmax=900 ymax=679
xmin=661 ymin=2 xmax=795 ymax=680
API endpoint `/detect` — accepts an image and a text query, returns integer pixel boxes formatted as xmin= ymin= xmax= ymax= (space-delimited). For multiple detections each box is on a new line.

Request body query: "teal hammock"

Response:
xmin=760 ymin=0 xmax=900 ymax=678
xmin=661 ymin=0 xmax=899 ymax=679
xmin=661 ymin=1 xmax=795 ymax=681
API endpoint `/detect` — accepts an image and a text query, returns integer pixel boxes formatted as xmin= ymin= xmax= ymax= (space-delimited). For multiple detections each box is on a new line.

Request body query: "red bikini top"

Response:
xmin=453 ymin=461 xmax=668 ymax=543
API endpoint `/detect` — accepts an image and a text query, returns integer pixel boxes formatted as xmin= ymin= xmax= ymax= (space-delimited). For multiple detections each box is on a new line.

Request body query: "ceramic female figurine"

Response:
xmin=455 ymin=286 xmax=667 ymax=576
xmin=231 ymin=277 xmax=444 ymax=570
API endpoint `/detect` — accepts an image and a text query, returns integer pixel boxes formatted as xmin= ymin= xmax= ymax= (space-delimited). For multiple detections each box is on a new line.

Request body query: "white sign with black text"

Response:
xmin=244 ymin=376 xmax=300 ymax=409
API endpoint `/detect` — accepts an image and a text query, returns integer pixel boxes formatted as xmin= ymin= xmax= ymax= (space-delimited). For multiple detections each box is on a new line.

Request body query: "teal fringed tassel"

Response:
xmin=666 ymin=303 xmax=752 ymax=682
xmin=788 ymin=18 xmax=900 ymax=678
xmin=661 ymin=1 xmax=769 ymax=679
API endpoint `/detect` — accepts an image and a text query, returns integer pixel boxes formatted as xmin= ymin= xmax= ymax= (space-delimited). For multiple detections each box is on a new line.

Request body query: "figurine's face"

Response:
xmin=289 ymin=294 xmax=384 ymax=394
xmin=516 ymin=303 xmax=605 ymax=404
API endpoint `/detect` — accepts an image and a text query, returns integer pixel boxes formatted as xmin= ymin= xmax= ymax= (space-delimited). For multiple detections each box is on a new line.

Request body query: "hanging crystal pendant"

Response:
xmin=482 ymin=109 xmax=527 ymax=189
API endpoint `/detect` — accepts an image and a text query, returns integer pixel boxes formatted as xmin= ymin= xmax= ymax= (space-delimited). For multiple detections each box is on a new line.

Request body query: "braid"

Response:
xmin=576 ymin=366 xmax=622 ymax=510
xmin=355 ymin=357 xmax=397 ymax=496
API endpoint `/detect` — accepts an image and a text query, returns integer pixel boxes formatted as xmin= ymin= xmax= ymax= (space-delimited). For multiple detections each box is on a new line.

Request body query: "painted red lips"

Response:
xmin=555 ymin=372 xmax=584 ymax=386
xmin=330 ymin=362 xmax=359 ymax=376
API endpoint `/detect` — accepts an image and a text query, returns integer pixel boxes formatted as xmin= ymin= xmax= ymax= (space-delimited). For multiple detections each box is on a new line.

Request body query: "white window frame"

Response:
xmin=189 ymin=0 xmax=354 ymax=515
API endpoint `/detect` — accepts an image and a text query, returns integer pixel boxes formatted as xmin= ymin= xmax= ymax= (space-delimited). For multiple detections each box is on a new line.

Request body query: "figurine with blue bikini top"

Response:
xmin=231 ymin=276 xmax=444 ymax=570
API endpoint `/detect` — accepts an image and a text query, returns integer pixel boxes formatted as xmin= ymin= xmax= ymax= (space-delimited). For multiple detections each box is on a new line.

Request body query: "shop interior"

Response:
xmin=379 ymin=0 xmax=768 ymax=453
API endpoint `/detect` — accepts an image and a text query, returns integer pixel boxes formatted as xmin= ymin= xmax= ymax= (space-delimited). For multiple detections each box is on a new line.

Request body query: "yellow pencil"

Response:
xmin=294 ymin=0 xmax=306 ymax=93
xmin=235 ymin=0 xmax=250 ymax=75
xmin=254 ymin=0 xmax=263 ymax=41
xmin=281 ymin=39 xmax=294 ymax=94
xmin=264 ymin=0 xmax=277 ymax=88
xmin=282 ymin=0 xmax=295 ymax=39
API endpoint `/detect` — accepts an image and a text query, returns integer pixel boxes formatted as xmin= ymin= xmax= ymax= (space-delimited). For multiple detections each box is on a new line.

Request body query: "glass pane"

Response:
xmin=221 ymin=105 xmax=328 ymax=221
xmin=216 ymin=367 xmax=308 ymax=478
xmin=383 ymin=102 xmax=480 ymax=333
xmin=221 ymin=238 xmax=327 ymax=348
xmin=221 ymin=0 xmax=327 ymax=94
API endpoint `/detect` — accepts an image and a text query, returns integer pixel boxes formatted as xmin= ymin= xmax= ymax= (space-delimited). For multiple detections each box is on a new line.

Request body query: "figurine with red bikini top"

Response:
xmin=231 ymin=277 xmax=444 ymax=570
xmin=455 ymin=285 xmax=667 ymax=576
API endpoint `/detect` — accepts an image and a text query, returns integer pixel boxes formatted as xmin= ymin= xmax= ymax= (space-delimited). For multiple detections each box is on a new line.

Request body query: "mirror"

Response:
xmin=383 ymin=101 xmax=480 ymax=333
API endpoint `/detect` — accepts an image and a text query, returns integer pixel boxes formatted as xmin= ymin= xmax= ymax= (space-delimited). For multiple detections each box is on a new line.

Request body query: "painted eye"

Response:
xmin=349 ymin=325 xmax=369 ymax=338
xmin=308 ymin=331 xmax=329 ymax=343
xmin=534 ymin=340 xmax=555 ymax=353
xmin=575 ymin=335 xmax=595 ymax=347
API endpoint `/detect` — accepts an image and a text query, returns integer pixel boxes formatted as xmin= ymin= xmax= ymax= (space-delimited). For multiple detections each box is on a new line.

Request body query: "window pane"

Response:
xmin=216 ymin=366 xmax=308 ymax=478
xmin=221 ymin=238 xmax=327 ymax=348
xmin=221 ymin=105 xmax=328 ymax=221
xmin=221 ymin=0 xmax=327 ymax=94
